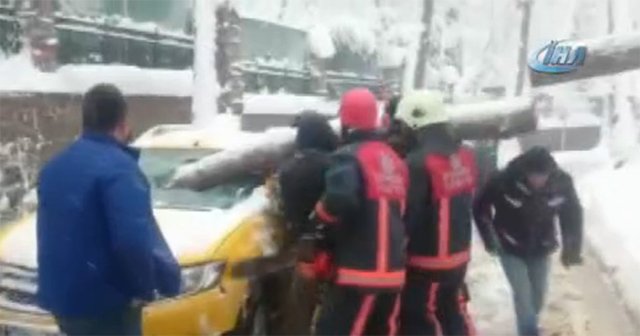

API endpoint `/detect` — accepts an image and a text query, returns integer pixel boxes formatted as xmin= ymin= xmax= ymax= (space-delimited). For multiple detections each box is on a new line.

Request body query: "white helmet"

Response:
xmin=395 ymin=90 xmax=448 ymax=129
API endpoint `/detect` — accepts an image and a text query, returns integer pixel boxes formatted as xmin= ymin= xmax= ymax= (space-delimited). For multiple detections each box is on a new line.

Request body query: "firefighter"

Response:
xmin=310 ymin=88 xmax=409 ymax=336
xmin=394 ymin=91 xmax=477 ymax=336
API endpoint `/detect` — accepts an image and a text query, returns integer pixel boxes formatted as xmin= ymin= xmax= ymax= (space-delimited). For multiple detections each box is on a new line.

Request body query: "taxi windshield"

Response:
xmin=139 ymin=148 xmax=262 ymax=210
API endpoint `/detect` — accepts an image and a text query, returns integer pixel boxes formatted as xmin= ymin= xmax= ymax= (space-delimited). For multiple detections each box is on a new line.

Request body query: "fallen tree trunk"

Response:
xmin=530 ymin=32 xmax=640 ymax=87
xmin=449 ymin=96 xmax=536 ymax=139
xmin=170 ymin=96 xmax=536 ymax=190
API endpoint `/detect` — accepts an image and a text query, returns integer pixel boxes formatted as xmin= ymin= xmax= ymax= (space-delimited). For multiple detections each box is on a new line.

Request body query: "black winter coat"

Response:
xmin=278 ymin=111 xmax=338 ymax=237
xmin=473 ymin=156 xmax=583 ymax=259
xmin=278 ymin=149 xmax=331 ymax=236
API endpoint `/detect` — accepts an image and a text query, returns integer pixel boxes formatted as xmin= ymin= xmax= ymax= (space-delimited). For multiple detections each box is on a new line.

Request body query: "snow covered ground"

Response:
xmin=468 ymin=234 xmax=638 ymax=336
xmin=468 ymin=139 xmax=640 ymax=335
xmin=578 ymin=157 xmax=640 ymax=323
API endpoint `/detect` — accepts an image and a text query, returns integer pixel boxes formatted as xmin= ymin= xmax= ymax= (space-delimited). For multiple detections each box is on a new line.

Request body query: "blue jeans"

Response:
xmin=500 ymin=253 xmax=551 ymax=336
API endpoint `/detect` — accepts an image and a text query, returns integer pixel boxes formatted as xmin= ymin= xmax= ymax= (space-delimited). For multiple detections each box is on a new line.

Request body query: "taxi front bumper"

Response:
xmin=0 ymin=279 xmax=248 ymax=336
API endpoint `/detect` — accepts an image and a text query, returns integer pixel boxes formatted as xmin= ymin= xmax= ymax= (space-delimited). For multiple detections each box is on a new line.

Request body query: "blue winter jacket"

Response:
xmin=36 ymin=133 xmax=181 ymax=317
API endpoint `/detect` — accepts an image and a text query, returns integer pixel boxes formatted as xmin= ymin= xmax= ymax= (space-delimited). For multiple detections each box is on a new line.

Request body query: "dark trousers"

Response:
xmin=315 ymin=285 xmax=401 ymax=336
xmin=55 ymin=307 xmax=142 ymax=336
xmin=400 ymin=267 xmax=475 ymax=336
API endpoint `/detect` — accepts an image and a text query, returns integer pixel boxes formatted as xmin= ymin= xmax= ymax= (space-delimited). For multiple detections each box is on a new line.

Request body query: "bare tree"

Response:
xmin=414 ymin=0 xmax=434 ymax=89
xmin=515 ymin=0 xmax=532 ymax=96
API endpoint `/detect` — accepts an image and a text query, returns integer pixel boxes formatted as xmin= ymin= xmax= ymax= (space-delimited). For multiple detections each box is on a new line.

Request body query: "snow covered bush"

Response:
xmin=308 ymin=25 xmax=335 ymax=59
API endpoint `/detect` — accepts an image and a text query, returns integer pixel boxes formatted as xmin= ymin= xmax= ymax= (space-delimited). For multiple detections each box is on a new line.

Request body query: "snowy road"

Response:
xmin=468 ymin=242 xmax=639 ymax=336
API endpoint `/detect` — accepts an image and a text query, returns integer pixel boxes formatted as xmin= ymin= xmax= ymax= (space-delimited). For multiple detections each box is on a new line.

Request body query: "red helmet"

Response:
xmin=339 ymin=88 xmax=378 ymax=131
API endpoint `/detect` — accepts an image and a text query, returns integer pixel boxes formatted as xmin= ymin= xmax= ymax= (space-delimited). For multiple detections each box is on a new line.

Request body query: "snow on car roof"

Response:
xmin=133 ymin=115 xmax=250 ymax=150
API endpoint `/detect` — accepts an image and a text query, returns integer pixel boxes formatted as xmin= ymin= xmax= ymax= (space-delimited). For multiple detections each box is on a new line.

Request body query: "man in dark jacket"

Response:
xmin=394 ymin=91 xmax=477 ymax=336
xmin=278 ymin=111 xmax=338 ymax=238
xmin=312 ymin=88 xmax=409 ymax=335
xmin=385 ymin=95 xmax=414 ymax=157
xmin=275 ymin=111 xmax=338 ymax=334
xmin=473 ymin=146 xmax=583 ymax=336
xmin=37 ymin=84 xmax=180 ymax=335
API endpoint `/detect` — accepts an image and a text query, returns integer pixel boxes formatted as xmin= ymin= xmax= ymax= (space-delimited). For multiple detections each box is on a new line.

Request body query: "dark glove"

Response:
xmin=485 ymin=244 xmax=502 ymax=256
xmin=561 ymin=251 xmax=583 ymax=268
xmin=483 ymin=231 xmax=502 ymax=256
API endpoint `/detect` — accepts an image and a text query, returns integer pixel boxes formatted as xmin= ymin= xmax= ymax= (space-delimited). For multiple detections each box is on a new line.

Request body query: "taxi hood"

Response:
xmin=0 ymin=188 xmax=269 ymax=269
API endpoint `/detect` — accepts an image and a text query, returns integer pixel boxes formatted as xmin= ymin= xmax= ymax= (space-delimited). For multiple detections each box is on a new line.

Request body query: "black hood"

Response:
xmin=506 ymin=146 xmax=558 ymax=178
xmin=414 ymin=123 xmax=460 ymax=155
xmin=342 ymin=128 xmax=386 ymax=144
xmin=294 ymin=111 xmax=338 ymax=152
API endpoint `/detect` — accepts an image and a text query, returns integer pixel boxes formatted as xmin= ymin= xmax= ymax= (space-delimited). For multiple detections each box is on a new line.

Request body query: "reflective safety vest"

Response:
xmin=316 ymin=141 xmax=409 ymax=290
xmin=406 ymin=145 xmax=477 ymax=272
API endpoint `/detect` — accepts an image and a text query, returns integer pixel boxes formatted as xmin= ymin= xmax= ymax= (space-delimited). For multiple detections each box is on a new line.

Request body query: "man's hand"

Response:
xmin=483 ymin=228 xmax=502 ymax=256
xmin=561 ymin=251 xmax=583 ymax=268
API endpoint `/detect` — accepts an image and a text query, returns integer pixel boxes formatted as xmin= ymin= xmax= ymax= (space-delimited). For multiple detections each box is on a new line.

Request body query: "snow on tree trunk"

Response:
xmin=515 ymin=0 xmax=532 ymax=96
xmin=413 ymin=0 xmax=434 ymax=89
xmin=529 ymin=32 xmax=640 ymax=87
xmin=169 ymin=97 xmax=537 ymax=190
xmin=192 ymin=0 xmax=220 ymax=127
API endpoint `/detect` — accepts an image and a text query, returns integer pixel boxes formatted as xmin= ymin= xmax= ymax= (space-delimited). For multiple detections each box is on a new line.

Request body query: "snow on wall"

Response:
xmin=0 ymin=53 xmax=192 ymax=96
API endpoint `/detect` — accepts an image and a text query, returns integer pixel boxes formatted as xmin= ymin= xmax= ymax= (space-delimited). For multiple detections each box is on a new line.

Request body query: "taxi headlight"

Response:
xmin=181 ymin=261 xmax=226 ymax=295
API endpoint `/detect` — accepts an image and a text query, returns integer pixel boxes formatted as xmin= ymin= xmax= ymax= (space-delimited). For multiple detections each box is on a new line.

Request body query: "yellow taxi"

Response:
xmin=0 ymin=124 xmax=285 ymax=335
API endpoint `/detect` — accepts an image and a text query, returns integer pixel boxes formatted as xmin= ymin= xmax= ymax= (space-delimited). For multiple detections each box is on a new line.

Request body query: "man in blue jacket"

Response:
xmin=37 ymin=84 xmax=181 ymax=335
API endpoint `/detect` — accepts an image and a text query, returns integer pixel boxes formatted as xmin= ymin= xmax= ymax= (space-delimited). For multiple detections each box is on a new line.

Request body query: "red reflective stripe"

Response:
xmin=338 ymin=268 xmax=406 ymax=278
xmin=315 ymin=202 xmax=338 ymax=224
xmin=427 ymin=283 xmax=443 ymax=336
xmin=408 ymin=250 xmax=470 ymax=270
xmin=336 ymin=269 xmax=405 ymax=288
xmin=388 ymin=294 xmax=401 ymax=336
xmin=297 ymin=262 xmax=315 ymax=279
xmin=458 ymin=291 xmax=477 ymax=336
xmin=438 ymin=198 xmax=450 ymax=257
xmin=350 ymin=294 xmax=375 ymax=336
xmin=378 ymin=198 xmax=389 ymax=271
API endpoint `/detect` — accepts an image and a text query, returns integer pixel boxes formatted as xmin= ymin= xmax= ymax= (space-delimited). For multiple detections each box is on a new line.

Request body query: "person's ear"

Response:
xmin=114 ymin=120 xmax=133 ymax=144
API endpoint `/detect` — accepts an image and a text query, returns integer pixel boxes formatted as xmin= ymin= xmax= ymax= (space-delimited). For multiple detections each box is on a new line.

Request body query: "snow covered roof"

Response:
xmin=0 ymin=54 xmax=192 ymax=96
xmin=133 ymin=116 xmax=246 ymax=150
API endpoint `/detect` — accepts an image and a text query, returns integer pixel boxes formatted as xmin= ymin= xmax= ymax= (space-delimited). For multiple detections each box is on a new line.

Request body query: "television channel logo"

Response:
xmin=528 ymin=40 xmax=587 ymax=74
